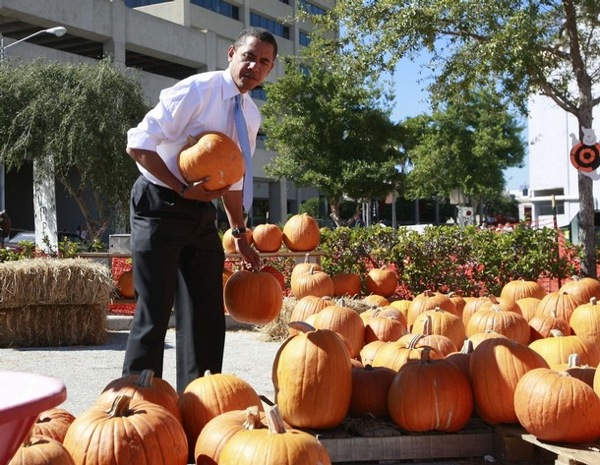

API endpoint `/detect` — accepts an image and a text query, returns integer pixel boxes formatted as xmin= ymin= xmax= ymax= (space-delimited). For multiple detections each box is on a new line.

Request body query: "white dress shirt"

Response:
xmin=127 ymin=69 xmax=260 ymax=192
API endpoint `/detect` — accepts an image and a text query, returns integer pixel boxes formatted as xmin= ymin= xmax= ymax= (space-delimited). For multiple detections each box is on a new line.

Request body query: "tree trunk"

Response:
xmin=578 ymin=172 xmax=597 ymax=277
xmin=328 ymin=197 xmax=343 ymax=227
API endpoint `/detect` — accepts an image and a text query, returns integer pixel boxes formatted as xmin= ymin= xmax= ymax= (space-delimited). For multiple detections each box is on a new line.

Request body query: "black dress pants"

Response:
xmin=122 ymin=176 xmax=226 ymax=392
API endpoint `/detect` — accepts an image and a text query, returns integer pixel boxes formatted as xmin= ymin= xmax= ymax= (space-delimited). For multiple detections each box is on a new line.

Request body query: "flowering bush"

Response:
xmin=319 ymin=223 xmax=580 ymax=298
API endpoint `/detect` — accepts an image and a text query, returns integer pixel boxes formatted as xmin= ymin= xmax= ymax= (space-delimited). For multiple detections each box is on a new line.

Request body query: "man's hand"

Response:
xmin=235 ymin=237 xmax=261 ymax=271
xmin=183 ymin=177 xmax=231 ymax=202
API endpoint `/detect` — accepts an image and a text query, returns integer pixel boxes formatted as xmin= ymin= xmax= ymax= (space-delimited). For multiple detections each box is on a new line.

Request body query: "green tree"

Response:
xmin=401 ymin=87 xmax=525 ymax=217
xmin=306 ymin=0 xmax=600 ymax=275
xmin=0 ymin=58 xmax=148 ymax=240
xmin=261 ymin=58 xmax=404 ymax=226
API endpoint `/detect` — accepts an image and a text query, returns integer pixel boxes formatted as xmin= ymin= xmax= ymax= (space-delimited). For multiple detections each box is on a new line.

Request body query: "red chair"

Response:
xmin=0 ymin=371 xmax=67 ymax=465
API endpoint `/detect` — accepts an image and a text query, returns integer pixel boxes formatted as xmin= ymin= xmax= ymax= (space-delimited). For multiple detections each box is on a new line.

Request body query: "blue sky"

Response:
xmin=388 ymin=58 xmax=530 ymax=191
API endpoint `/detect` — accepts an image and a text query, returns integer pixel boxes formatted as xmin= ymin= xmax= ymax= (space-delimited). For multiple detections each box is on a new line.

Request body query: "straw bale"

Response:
xmin=0 ymin=303 xmax=106 ymax=347
xmin=0 ymin=258 xmax=114 ymax=308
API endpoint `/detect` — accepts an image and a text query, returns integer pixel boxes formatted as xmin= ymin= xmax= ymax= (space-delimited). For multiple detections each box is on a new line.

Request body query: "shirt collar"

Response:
xmin=222 ymin=70 xmax=244 ymax=102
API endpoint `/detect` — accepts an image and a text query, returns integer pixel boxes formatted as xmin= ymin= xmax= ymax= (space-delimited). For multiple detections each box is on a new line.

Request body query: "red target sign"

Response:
xmin=570 ymin=142 xmax=600 ymax=172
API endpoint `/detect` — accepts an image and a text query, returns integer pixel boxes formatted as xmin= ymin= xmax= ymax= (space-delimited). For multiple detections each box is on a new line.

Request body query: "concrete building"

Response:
xmin=516 ymin=93 xmax=600 ymax=242
xmin=0 ymin=0 xmax=324 ymax=237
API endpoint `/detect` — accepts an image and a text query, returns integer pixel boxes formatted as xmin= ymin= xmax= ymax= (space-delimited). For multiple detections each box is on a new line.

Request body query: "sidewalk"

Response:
xmin=0 ymin=316 xmax=281 ymax=417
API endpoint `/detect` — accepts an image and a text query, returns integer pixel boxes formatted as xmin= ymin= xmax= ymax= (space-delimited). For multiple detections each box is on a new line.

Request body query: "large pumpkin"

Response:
xmin=96 ymin=369 xmax=181 ymax=423
xmin=223 ymin=270 xmax=283 ymax=324
xmin=218 ymin=405 xmax=332 ymax=465
xmin=514 ymin=368 xmax=600 ymax=443
xmin=311 ymin=303 xmax=365 ymax=358
xmin=290 ymin=266 xmax=334 ymax=299
xmin=63 ymin=395 xmax=188 ymax=465
xmin=178 ymin=371 xmax=263 ymax=458
xmin=272 ymin=325 xmax=352 ymax=429
xmin=500 ymin=279 xmax=546 ymax=301
xmin=407 ymin=290 xmax=457 ymax=328
xmin=178 ymin=132 xmax=244 ymax=189
xmin=558 ymin=276 xmax=600 ymax=306
xmin=282 ymin=213 xmax=320 ymax=252
xmin=387 ymin=347 xmax=473 ymax=432
xmin=469 ymin=338 xmax=549 ymax=425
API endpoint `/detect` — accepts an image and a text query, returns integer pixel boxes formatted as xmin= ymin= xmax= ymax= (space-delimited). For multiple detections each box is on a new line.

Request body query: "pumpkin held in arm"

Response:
xmin=570 ymin=127 xmax=600 ymax=180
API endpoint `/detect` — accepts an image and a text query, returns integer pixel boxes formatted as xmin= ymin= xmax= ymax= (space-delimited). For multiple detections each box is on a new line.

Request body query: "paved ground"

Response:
xmin=0 ymin=319 xmax=281 ymax=417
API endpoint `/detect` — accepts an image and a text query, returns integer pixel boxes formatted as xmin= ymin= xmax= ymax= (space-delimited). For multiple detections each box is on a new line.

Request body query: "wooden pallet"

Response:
xmin=496 ymin=425 xmax=600 ymax=465
xmin=309 ymin=417 xmax=495 ymax=463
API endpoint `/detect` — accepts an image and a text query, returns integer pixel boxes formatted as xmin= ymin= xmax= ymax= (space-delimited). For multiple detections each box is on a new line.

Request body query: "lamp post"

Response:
xmin=0 ymin=26 xmax=67 ymax=62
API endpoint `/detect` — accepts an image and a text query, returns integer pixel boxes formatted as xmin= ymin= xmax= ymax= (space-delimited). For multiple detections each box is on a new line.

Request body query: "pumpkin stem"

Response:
xmin=567 ymin=353 xmax=581 ymax=368
xmin=460 ymin=339 xmax=474 ymax=354
xmin=243 ymin=406 xmax=265 ymax=430
xmin=107 ymin=395 xmax=133 ymax=418
xmin=407 ymin=333 xmax=425 ymax=348
xmin=288 ymin=321 xmax=316 ymax=333
xmin=265 ymin=405 xmax=287 ymax=434
xmin=135 ymin=369 xmax=155 ymax=388
xmin=420 ymin=346 xmax=433 ymax=363
xmin=549 ymin=329 xmax=564 ymax=338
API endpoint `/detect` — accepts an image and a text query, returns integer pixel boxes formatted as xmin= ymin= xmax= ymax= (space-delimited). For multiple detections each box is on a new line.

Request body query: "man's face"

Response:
xmin=228 ymin=37 xmax=276 ymax=93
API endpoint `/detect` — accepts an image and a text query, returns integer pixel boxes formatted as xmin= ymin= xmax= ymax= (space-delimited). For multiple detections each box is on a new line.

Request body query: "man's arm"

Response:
xmin=221 ymin=189 xmax=261 ymax=270
xmin=127 ymin=147 xmax=227 ymax=202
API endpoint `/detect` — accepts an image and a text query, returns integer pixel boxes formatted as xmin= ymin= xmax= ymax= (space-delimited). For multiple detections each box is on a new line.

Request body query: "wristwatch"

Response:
xmin=231 ymin=227 xmax=247 ymax=238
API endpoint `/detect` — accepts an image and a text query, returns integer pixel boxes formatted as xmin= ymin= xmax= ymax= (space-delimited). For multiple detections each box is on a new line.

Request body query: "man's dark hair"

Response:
xmin=234 ymin=27 xmax=278 ymax=58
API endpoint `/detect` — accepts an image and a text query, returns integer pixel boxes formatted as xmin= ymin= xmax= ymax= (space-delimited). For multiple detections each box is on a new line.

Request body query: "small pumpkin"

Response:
xmin=282 ymin=213 xmax=320 ymax=252
xmin=331 ymin=272 xmax=362 ymax=297
xmin=290 ymin=266 xmax=334 ymax=299
xmin=365 ymin=266 xmax=398 ymax=298
xmin=251 ymin=224 xmax=282 ymax=253
xmin=222 ymin=228 xmax=253 ymax=254
xmin=9 ymin=432 xmax=75 ymax=465
xmin=178 ymin=132 xmax=244 ymax=189
xmin=349 ymin=364 xmax=396 ymax=418
xmin=30 ymin=408 xmax=76 ymax=444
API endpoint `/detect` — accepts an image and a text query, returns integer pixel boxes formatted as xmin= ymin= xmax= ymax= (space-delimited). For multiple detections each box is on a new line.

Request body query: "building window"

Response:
xmin=192 ymin=0 xmax=239 ymax=20
xmin=125 ymin=0 xmax=173 ymax=6
xmin=250 ymin=86 xmax=267 ymax=101
xmin=300 ymin=0 xmax=326 ymax=15
xmin=250 ymin=12 xmax=290 ymax=39
xmin=538 ymin=200 xmax=564 ymax=216
xmin=299 ymin=31 xmax=311 ymax=46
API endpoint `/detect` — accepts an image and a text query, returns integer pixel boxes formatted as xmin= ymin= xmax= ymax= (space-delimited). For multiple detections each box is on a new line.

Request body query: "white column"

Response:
xmin=33 ymin=157 xmax=58 ymax=252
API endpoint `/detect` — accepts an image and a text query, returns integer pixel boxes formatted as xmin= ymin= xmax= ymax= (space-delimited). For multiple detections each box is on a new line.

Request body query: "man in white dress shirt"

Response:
xmin=122 ymin=27 xmax=277 ymax=393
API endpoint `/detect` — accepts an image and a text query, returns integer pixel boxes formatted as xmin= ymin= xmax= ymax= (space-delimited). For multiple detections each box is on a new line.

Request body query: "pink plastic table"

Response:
xmin=0 ymin=371 xmax=67 ymax=465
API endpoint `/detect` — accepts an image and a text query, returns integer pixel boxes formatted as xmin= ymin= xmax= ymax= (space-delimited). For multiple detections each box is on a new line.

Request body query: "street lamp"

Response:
xmin=0 ymin=26 xmax=67 ymax=62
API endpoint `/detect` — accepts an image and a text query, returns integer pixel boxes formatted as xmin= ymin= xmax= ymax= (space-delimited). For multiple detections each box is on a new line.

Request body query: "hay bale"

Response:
xmin=0 ymin=304 xmax=107 ymax=347
xmin=0 ymin=258 xmax=114 ymax=308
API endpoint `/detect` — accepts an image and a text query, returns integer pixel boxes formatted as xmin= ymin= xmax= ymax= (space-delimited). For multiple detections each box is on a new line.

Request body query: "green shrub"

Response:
xmin=319 ymin=223 xmax=580 ymax=298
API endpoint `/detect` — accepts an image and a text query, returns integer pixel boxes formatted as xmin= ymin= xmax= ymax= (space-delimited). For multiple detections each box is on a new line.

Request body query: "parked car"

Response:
xmin=4 ymin=231 xmax=90 ymax=252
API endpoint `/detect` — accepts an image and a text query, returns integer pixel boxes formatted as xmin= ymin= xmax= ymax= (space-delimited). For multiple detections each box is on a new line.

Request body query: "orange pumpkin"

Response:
xmin=500 ymin=279 xmax=546 ymax=301
xmin=570 ymin=297 xmax=600 ymax=345
xmin=222 ymin=228 xmax=253 ymax=254
xmin=311 ymin=303 xmax=365 ymax=358
xmin=469 ymin=338 xmax=549 ymax=425
xmin=218 ymin=405 xmax=332 ymax=465
xmin=558 ymin=276 xmax=600 ymax=306
xmin=365 ymin=266 xmax=398 ymax=298
xmin=178 ymin=371 xmax=263 ymax=457
xmin=117 ymin=269 xmax=134 ymax=299
xmin=407 ymin=290 xmax=457 ymax=328
xmin=331 ymin=272 xmax=362 ymax=296
xmin=224 ymin=270 xmax=283 ymax=324
xmin=410 ymin=308 xmax=466 ymax=350
xmin=290 ymin=266 xmax=334 ymax=299
xmin=9 ymin=433 xmax=75 ymax=465
xmin=349 ymin=364 xmax=396 ymax=418
xmin=251 ymin=224 xmax=282 ymax=253
xmin=30 ymin=408 xmax=76 ymax=444
xmin=63 ymin=395 xmax=187 ymax=465
xmin=282 ymin=213 xmax=320 ymax=252
xmin=387 ymin=347 xmax=473 ymax=432
xmin=514 ymin=368 xmax=600 ymax=443
xmin=178 ymin=132 xmax=244 ymax=189
xmin=272 ymin=325 xmax=351 ymax=429
xmin=194 ymin=406 xmax=266 ymax=465
xmin=97 ymin=369 xmax=181 ymax=423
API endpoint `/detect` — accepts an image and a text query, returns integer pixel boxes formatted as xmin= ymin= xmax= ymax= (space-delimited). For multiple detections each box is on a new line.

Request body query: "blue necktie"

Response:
xmin=234 ymin=94 xmax=253 ymax=212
